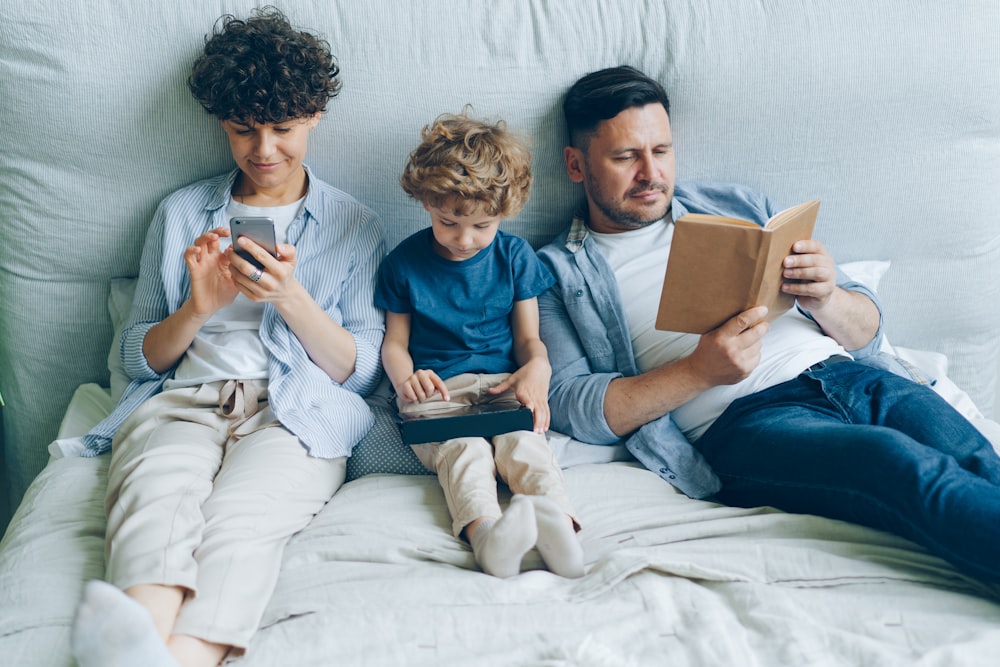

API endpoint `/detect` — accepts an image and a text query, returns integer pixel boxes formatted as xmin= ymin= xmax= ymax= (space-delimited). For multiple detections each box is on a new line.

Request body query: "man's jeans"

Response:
xmin=696 ymin=360 xmax=1000 ymax=582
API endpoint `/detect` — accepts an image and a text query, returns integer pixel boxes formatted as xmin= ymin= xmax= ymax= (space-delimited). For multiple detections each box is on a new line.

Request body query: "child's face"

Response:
xmin=425 ymin=203 xmax=502 ymax=261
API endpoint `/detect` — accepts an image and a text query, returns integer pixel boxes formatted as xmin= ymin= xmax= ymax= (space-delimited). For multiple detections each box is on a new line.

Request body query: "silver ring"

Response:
xmin=250 ymin=267 xmax=263 ymax=283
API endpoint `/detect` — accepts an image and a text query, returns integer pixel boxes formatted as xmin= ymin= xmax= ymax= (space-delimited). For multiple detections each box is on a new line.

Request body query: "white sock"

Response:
xmin=529 ymin=495 xmax=585 ymax=578
xmin=71 ymin=579 xmax=180 ymax=667
xmin=469 ymin=494 xmax=537 ymax=578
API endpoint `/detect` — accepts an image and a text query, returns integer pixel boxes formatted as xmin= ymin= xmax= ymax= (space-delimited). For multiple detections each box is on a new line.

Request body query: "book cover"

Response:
xmin=397 ymin=402 xmax=534 ymax=445
xmin=655 ymin=199 xmax=820 ymax=334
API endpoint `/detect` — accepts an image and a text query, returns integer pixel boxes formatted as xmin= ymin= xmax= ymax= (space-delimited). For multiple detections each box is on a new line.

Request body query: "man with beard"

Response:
xmin=536 ymin=65 xmax=1000 ymax=583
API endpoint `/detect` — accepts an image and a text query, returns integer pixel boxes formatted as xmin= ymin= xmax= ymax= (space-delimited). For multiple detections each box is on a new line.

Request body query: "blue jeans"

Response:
xmin=696 ymin=360 xmax=1000 ymax=582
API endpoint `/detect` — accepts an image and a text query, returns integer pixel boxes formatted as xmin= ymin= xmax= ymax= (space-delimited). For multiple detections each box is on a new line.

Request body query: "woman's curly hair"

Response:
xmin=401 ymin=110 xmax=533 ymax=219
xmin=188 ymin=6 xmax=340 ymax=124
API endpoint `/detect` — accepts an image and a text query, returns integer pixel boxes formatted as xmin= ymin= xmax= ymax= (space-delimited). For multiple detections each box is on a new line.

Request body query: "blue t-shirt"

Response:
xmin=376 ymin=228 xmax=554 ymax=379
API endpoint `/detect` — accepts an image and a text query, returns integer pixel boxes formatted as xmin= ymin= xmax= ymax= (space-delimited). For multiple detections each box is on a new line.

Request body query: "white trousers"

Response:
xmin=104 ymin=380 xmax=346 ymax=650
xmin=401 ymin=373 xmax=577 ymax=537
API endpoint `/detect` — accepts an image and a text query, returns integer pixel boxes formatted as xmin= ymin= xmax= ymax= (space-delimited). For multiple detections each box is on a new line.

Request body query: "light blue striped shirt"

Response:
xmin=82 ymin=166 xmax=385 ymax=458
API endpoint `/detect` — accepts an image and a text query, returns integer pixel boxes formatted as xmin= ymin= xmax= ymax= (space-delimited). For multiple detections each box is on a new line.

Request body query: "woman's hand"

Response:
xmin=186 ymin=227 xmax=239 ymax=319
xmin=226 ymin=238 xmax=299 ymax=305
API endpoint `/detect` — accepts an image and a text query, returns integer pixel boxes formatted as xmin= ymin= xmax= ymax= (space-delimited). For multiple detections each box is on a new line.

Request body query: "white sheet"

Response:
xmin=3 ymin=385 xmax=1000 ymax=666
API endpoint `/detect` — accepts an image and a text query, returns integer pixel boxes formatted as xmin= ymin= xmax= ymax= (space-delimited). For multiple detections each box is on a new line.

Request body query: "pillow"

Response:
xmin=346 ymin=379 xmax=432 ymax=480
xmin=838 ymin=260 xmax=891 ymax=292
xmin=107 ymin=278 xmax=138 ymax=403
xmin=836 ymin=261 xmax=1000 ymax=447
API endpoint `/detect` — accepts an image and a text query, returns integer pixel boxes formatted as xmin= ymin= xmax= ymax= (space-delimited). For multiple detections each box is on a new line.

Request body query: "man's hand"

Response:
xmin=602 ymin=306 xmax=769 ymax=437
xmin=682 ymin=305 xmax=769 ymax=390
xmin=781 ymin=239 xmax=880 ymax=350
xmin=780 ymin=239 xmax=837 ymax=314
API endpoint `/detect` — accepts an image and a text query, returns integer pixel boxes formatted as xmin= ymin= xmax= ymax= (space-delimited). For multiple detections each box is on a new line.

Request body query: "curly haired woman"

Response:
xmin=70 ymin=8 xmax=384 ymax=666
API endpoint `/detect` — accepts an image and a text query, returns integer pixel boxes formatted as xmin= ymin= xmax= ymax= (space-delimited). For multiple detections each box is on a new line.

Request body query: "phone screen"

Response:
xmin=230 ymin=217 xmax=277 ymax=270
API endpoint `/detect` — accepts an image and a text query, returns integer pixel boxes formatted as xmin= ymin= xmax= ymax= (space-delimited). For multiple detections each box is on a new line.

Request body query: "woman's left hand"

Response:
xmin=226 ymin=239 xmax=299 ymax=304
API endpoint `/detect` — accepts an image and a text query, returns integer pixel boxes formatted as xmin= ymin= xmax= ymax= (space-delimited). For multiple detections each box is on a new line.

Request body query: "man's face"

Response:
xmin=565 ymin=103 xmax=675 ymax=234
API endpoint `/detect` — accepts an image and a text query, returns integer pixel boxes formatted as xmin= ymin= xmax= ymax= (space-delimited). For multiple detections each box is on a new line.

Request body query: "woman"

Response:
xmin=71 ymin=8 xmax=384 ymax=666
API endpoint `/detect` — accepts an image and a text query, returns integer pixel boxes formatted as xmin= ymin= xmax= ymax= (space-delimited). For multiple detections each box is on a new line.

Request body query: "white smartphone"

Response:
xmin=230 ymin=217 xmax=277 ymax=270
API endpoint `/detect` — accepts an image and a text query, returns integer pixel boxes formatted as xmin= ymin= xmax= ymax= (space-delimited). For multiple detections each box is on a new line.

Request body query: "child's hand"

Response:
xmin=395 ymin=369 xmax=450 ymax=403
xmin=488 ymin=358 xmax=551 ymax=434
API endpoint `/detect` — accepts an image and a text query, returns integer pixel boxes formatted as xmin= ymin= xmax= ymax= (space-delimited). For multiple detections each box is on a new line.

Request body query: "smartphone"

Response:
xmin=230 ymin=217 xmax=277 ymax=270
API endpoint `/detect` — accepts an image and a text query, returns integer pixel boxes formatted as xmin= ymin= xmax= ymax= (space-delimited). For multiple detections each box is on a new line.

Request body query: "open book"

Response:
xmin=397 ymin=402 xmax=534 ymax=445
xmin=655 ymin=200 xmax=820 ymax=334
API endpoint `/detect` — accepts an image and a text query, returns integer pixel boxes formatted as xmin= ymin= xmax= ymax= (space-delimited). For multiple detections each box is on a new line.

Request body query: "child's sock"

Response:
xmin=71 ymin=579 xmax=180 ymax=667
xmin=469 ymin=494 xmax=537 ymax=578
xmin=529 ymin=495 xmax=586 ymax=578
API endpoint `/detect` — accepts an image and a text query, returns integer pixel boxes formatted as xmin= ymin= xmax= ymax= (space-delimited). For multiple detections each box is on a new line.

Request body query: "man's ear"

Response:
xmin=564 ymin=146 xmax=585 ymax=184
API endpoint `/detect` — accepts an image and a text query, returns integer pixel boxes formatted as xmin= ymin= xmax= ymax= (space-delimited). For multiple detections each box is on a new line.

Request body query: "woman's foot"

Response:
xmin=71 ymin=579 xmax=180 ymax=667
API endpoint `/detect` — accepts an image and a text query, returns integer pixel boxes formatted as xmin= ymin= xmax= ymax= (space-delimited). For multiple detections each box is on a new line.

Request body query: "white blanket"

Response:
xmin=2 ymin=385 xmax=1000 ymax=666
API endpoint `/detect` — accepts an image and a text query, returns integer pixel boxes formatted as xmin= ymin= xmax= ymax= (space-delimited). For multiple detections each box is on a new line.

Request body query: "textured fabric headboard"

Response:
xmin=2 ymin=1 xmax=998 ymax=524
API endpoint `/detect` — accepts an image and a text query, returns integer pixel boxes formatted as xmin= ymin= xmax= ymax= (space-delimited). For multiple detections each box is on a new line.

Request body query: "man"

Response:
xmin=537 ymin=65 xmax=1000 ymax=582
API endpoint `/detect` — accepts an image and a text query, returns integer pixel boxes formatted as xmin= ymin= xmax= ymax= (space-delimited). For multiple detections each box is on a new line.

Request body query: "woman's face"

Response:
xmin=221 ymin=113 xmax=320 ymax=197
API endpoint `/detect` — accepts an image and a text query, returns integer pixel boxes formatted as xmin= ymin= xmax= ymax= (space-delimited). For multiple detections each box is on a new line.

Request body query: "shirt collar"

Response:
xmin=564 ymin=198 xmax=682 ymax=253
xmin=205 ymin=164 xmax=320 ymax=223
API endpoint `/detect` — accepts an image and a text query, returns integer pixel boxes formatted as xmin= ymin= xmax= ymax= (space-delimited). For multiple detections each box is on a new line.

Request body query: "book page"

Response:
xmin=765 ymin=200 xmax=820 ymax=230
xmin=679 ymin=213 xmax=759 ymax=228
xmin=750 ymin=200 xmax=819 ymax=315
xmin=655 ymin=200 xmax=819 ymax=334
xmin=655 ymin=220 xmax=763 ymax=333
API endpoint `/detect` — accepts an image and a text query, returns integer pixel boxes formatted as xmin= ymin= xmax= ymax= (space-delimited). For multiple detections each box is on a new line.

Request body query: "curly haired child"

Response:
xmin=376 ymin=111 xmax=584 ymax=579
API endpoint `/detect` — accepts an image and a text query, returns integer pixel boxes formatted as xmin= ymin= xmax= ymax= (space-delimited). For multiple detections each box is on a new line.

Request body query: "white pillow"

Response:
xmin=838 ymin=260 xmax=891 ymax=292
xmin=107 ymin=278 xmax=138 ymax=403
xmin=838 ymin=261 xmax=998 ymax=448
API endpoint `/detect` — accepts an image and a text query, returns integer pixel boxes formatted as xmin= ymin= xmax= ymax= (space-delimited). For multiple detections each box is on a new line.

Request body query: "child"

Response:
xmin=376 ymin=111 xmax=584 ymax=579
xmin=70 ymin=9 xmax=384 ymax=667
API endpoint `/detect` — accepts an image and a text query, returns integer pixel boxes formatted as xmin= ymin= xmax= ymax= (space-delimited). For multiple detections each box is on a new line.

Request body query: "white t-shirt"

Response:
xmin=165 ymin=197 xmax=304 ymax=389
xmin=590 ymin=220 xmax=843 ymax=441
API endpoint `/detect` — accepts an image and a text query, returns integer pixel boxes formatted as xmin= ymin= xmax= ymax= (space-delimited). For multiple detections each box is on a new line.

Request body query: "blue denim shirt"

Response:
xmin=536 ymin=181 xmax=884 ymax=498
xmin=82 ymin=166 xmax=385 ymax=458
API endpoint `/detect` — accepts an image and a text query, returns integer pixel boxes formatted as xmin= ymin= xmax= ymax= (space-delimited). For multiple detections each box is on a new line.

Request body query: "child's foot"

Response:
xmin=529 ymin=495 xmax=585 ymax=578
xmin=71 ymin=579 xmax=180 ymax=667
xmin=470 ymin=494 xmax=538 ymax=578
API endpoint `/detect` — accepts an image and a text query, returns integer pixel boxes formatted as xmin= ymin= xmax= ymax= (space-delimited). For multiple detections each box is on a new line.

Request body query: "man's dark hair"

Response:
xmin=562 ymin=65 xmax=670 ymax=149
xmin=188 ymin=6 xmax=341 ymax=124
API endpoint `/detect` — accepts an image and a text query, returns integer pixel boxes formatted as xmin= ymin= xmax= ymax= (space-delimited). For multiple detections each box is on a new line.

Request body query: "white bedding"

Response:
xmin=2 ymin=385 xmax=1000 ymax=666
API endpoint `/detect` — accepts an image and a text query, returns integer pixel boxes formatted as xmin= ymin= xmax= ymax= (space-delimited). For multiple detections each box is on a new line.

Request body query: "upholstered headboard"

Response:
xmin=2 ymin=1 xmax=998 ymax=525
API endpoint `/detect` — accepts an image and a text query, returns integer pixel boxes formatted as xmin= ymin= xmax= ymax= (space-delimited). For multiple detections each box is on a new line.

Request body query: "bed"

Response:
xmin=3 ymin=376 xmax=1000 ymax=666
xmin=2 ymin=1 xmax=1000 ymax=665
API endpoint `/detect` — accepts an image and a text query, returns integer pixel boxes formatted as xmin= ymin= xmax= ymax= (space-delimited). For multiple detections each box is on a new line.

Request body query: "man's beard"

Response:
xmin=584 ymin=170 xmax=671 ymax=230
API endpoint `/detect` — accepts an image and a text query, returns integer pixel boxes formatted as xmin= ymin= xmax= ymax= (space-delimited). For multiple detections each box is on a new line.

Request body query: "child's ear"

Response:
xmin=422 ymin=202 xmax=432 ymax=212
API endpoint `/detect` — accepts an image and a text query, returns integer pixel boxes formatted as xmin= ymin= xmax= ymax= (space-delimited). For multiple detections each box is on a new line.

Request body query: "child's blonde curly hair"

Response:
xmin=401 ymin=110 xmax=532 ymax=218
